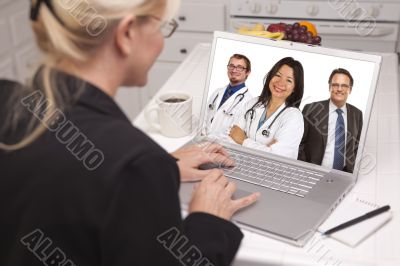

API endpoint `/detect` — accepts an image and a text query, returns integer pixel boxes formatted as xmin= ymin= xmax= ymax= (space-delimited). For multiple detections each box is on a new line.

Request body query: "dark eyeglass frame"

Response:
xmin=137 ymin=15 xmax=178 ymax=38
xmin=31 ymin=0 xmax=46 ymax=21
xmin=227 ymin=64 xmax=247 ymax=72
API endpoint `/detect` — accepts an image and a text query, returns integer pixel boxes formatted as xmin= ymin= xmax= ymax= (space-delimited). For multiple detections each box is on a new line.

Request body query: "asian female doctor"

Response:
xmin=204 ymin=54 xmax=253 ymax=138
xmin=229 ymin=57 xmax=305 ymax=159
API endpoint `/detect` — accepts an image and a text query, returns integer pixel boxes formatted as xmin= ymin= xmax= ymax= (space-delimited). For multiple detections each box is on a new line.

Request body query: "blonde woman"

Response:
xmin=0 ymin=1 xmax=259 ymax=265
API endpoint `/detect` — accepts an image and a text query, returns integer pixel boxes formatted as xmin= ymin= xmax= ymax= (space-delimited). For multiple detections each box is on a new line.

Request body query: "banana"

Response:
xmin=236 ymin=29 xmax=285 ymax=40
xmin=237 ymin=25 xmax=250 ymax=32
xmin=251 ymin=23 xmax=265 ymax=31
xmin=275 ymin=32 xmax=285 ymax=40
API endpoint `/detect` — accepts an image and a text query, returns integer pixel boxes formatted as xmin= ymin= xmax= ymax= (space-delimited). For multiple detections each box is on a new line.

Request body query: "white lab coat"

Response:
xmin=233 ymin=97 xmax=304 ymax=159
xmin=204 ymin=86 xmax=252 ymax=138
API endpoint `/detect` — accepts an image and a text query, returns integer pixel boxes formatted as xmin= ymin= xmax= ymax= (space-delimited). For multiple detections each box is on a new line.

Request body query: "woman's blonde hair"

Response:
xmin=0 ymin=0 xmax=180 ymax=151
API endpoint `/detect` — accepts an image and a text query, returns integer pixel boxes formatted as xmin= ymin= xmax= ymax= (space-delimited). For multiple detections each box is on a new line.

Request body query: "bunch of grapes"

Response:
xmin=283 ymin=22 xmax=321 ymax=45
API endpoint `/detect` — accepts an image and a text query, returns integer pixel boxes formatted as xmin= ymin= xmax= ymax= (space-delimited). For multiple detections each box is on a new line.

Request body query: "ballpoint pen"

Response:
xmin=323 ymin=205 xmax=391 ymax=235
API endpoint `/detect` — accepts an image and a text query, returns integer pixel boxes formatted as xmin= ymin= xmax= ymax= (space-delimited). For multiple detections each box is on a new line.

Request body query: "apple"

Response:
xmin=267 ymin=23 xmax=286 ymax=33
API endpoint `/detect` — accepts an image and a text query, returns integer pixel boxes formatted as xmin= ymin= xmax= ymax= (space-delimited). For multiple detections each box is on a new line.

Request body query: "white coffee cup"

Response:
xmin=144 ymin=91 xmax=193 ymax=137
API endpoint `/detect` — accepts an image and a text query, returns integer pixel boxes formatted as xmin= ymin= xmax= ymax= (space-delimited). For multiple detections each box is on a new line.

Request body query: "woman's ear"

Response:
xmin=115 ymin=15 xmax=137 ymax=56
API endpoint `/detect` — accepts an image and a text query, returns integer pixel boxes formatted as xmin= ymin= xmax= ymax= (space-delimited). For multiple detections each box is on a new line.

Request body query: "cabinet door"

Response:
xmin=0 ymin=0 xmax=13 ymax=8
xmin=159 ymin=32 xmax=213 ymax=62
xmin=115 ymin=88 xmax=143 ymax=122
xmin=0 ymin=0 xmax=41 ymax=83
xmin=0 ymin=18 xmax=13 ymax=57
xmin=147 ymin=62 xmax=181 ymax=98
xmin=115 ymin=62 xmax=180 ymax=121
xmin=138 ymin=62 xmax=180 ymax=115
xmin=15 ymin=44 xmax=43 ymax=84
xmin=177 ymin=2 xmax=226 ymax=32
xmin=10 ymin=7 xmax=33 ymax=47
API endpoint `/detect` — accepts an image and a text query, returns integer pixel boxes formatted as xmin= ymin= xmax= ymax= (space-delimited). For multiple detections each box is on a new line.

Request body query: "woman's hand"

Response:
xmin=189 ymin=169 xmax=260 ymax=220
xmin=171 ymin=142 xmax=235 ymax=182
xmin=267 ymin=138 xmax=277 ymax=147
xmin=229 ymin=125 xmax=247 ymax=145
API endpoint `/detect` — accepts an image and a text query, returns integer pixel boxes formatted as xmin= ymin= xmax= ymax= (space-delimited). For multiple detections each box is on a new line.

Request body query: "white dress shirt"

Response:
xmin=321 ymin=100 xmax=348 ymax=168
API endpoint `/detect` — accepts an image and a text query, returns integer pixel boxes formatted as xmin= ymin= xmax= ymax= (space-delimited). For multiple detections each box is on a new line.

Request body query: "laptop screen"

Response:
xmin=201 ymin=32 xmax=381 ymax=175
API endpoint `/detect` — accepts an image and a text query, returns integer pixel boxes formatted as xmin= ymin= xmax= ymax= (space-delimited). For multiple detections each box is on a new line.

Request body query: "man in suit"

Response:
xmin=298 ymin=68 xmax=363 ymax=173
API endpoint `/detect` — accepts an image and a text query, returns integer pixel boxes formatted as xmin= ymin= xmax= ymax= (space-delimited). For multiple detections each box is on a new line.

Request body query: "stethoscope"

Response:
xmin=208 ymin=88 xmax=248 ymax=116
xmin=247 ymin=104 xmax=289 ymax=138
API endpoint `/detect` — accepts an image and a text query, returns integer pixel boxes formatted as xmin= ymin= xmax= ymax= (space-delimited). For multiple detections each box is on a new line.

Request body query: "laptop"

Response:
xmin=179 ymin=31 xmax=382 ymax=247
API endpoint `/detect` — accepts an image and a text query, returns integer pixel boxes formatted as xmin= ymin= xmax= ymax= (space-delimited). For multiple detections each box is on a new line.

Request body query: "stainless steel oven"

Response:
xmin=229 ymin=0 xmax=400 ymax=53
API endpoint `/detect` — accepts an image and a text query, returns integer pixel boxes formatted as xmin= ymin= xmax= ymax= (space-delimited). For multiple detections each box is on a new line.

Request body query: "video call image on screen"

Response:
xmin=203 ymin=37 xmax=378 ymax=173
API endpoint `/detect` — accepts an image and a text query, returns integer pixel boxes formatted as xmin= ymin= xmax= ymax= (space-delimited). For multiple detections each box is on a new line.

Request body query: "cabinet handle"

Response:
xmin=178 ymin=16 xmax=186 ymax=21
xmin=180 ymin=49 xmax=187 ymax=54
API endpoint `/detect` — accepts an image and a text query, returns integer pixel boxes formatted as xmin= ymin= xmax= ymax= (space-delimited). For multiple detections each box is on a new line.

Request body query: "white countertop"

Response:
xmin=134 ymin=43 xmax=400 ymax=266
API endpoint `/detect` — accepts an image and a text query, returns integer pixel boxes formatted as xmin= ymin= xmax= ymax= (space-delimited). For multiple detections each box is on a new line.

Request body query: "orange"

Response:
xmin=299 ymin=21 xmax=318 ymax=37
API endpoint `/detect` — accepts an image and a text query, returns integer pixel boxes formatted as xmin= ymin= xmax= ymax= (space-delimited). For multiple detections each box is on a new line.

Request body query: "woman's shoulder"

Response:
xmin=0 ymin=79 xmax=24 ymax=89
xmin=0 ymin=80 xmax=25 ymax=103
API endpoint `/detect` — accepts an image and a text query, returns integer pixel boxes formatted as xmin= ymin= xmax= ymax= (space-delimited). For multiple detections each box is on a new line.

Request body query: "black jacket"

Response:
xmin=298 ymin=100 xmax=363 ymax=173
xmin=0 ymin=74 xmax=243 ymax=266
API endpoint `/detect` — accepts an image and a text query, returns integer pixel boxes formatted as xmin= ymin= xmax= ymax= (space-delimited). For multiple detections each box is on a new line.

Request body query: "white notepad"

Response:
xmin=318 ymin=195 xmax=393 ymax=247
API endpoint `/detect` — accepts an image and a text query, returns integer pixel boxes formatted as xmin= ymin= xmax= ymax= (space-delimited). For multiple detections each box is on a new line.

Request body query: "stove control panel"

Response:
xmin=230 ymin=0 xmax=400 ymax=22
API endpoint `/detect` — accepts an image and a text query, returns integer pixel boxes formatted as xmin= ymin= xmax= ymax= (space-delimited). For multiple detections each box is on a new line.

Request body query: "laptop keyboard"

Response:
xmin=223 ymin=148 xmax=324 ymax=198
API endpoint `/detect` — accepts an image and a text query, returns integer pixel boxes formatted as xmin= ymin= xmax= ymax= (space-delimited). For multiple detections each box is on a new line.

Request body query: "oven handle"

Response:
xmin=231 ymin=19 xmax=396 ymax=37
xmin=314 ymin=26 xmax=394 ymax=37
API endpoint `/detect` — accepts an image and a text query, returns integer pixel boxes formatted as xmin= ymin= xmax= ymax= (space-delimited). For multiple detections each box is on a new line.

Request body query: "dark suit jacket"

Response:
xmin=0 ymin=74 xmax=242 ymax=266
xmin=298 ymin=100 xmax=363 ymax=173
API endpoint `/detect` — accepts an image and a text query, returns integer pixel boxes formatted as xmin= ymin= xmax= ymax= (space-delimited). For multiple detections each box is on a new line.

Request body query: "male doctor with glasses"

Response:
xmin=204 ymin=54 xmax=253 ymax=138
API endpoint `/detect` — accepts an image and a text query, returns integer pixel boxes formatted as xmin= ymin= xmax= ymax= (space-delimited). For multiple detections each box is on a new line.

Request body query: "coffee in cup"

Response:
xmin=163 ymin=97 xmax=186 ymax=103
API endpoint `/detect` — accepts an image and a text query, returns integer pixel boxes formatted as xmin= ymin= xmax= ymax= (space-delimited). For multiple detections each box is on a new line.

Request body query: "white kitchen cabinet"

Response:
xmin=15 ymin=44 xmax=43 ymax=84
xmin=115 ymin=62 xmax=180 ymax=121
xmin=158 ymin=32 xmax=214 ymax=62
xmin=9 ymin=8 xmax=34 ymax=47
xmin=0 ymin=19 xmax=13 ymax=57
xmin=175 ymin=2 xmax=226 ymax=32
xmin=0 ymin=0 xmax=42 ymax=83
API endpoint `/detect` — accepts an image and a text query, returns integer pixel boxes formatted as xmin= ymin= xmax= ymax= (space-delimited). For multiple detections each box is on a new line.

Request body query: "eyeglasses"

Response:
xmin=160 ymin=18 xmax=178 ymax=38
xmin=227 ymin=64 xmax=247 ymax=72
xmin=138 ymin=15 xmax=178 ymax=38
xmin=330 ymin=83 xmax=351 ymax=90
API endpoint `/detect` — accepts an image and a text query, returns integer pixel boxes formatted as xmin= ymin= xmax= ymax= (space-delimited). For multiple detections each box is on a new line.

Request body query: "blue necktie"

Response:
xmin=333 ymin=109 xmax=345 ymax=170
xmin=218 ymin=86 xmax=233 ymax=109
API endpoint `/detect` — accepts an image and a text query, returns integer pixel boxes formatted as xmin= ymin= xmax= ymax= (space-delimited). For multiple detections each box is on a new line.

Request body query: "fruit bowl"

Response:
xmin=234 ymin=21 xmax=322 ymax=45
xmin=267 ymin=21 xmax=322 ymax=45
xmin=234 ymin=23 xmax=285 ymax=40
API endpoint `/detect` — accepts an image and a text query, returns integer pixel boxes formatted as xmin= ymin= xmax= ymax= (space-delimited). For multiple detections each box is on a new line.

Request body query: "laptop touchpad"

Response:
xmin=233 ymin=189 xmax=253 ymax=200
